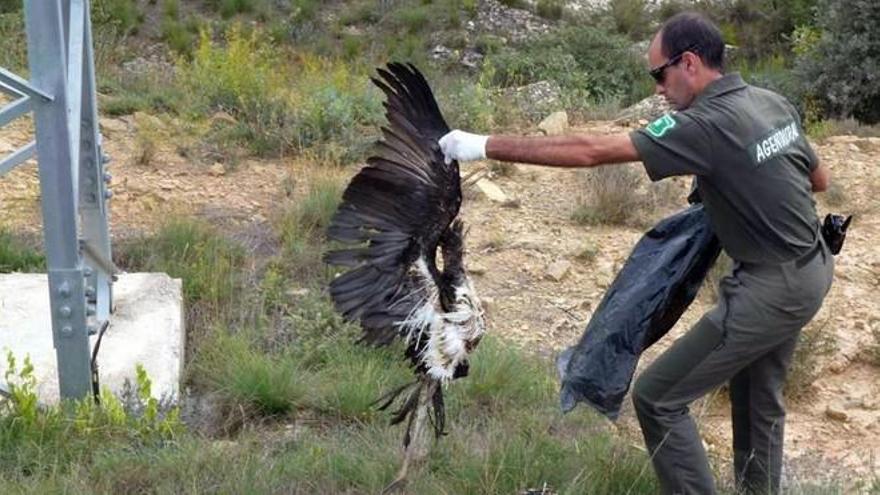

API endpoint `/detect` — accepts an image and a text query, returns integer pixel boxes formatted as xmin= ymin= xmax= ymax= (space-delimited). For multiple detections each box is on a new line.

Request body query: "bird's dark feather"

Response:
xmin=325 ymin=63 xmax=460 ymax=346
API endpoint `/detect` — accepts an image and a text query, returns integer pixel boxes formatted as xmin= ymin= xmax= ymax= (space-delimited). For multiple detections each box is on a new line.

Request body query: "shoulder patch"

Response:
xmin=646 ymin=114 xmax=677 ymax=138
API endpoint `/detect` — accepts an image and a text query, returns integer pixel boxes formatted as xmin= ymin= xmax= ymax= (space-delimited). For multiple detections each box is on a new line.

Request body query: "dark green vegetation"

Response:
xmin=0 ymin=0 xmax=877 ymax=492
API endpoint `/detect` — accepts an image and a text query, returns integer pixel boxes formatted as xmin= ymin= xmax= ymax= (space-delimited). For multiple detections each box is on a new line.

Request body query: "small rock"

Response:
xmin=827 ymin=360 xmax=847 ymax=374
xmin=431 ymin=44 xmax=453 ymax=61
xmin=475 ymin=178 xmax=509 ymax=203
xmin=537 ymin=111 xmax=569 ymax=136
xmin=576 ymin=299 xmax=592 ymax=311
xmin=468 ymin=262 xmax=487 ymax=275
xmin=825 ymin=404 xmax=849 ymax=422
xmin=545 ymin=260 xmax=571 ymax=282
xmin=615 ymin=95 xmax=672 ymax=125
xmin=503 ymin=80 xmax=563 ymax=121
xmin=209 ymin=162 xmax=226 ymax=177
xmin=286 ymin=288 xmax=310 ymax=297
xmin=460 ymin=50 xmax=484 ymax=69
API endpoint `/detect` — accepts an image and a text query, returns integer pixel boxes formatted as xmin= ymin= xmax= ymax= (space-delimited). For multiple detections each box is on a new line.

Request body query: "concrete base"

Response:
xmin=0 ymin=273 xmax=183 ymax=404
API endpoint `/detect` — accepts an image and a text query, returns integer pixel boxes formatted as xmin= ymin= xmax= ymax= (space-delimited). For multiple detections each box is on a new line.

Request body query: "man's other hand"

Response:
xmin=438 ymin=130 xmax=489 ymax=165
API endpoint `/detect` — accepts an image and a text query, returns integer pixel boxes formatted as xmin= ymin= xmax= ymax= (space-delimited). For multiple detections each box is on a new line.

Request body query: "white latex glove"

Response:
xmin=438 ymin=130 xmax=489 ymax=165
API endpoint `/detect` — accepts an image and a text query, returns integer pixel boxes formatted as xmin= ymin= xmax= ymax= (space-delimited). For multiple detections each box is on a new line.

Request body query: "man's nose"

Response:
xmin=655 ymin=83 xmax=665 ymax=95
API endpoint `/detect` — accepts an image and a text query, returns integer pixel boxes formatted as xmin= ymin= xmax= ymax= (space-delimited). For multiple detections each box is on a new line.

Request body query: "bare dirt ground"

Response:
xmin=1 ymin=115 xmax=878 ymax=491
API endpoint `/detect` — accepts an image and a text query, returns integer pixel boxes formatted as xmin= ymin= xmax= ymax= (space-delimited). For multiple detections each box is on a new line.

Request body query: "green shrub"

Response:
xmin=178 ymin=27 xmax=381 ymax=157
xmin=0 ymin=11 xmax=25 ymax=70
xmin=114 ymin=219 xmax=245 ymax=310
xmin=437 ymin=77 xmax=496 ymax=132
xmin=606 ymin=0 xmax=652 ymax=40
xmin=91 ymin=0 xmax=143 ymax=36
xmin=536 ymin=0 xmax=564 ymax=20
xmin=159 ymin=1 xmax=200 ymax=57
xmin=206 ymin=0 xmax=262 ymax=18
xmin=197 ymin=332 xmax=310 ymax=415
xmin=491 ymin=26 xmax=649 ymax=107
xmin=733 ymin=55 xmax=806 ymax=116
xmin=0 ymin=353 xmax=180 ymax=480
xmin=796 ymin=0 xmax=880 ymax=123
xmin=0 ymin=0 xmax=19 ymax=14
xmin=0 ymin=229 xmax=44 ymax=273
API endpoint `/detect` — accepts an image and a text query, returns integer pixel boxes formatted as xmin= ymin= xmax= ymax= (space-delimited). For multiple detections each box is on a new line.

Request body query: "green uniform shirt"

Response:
xmin=630 ymin=73 xmax=821 ymax=265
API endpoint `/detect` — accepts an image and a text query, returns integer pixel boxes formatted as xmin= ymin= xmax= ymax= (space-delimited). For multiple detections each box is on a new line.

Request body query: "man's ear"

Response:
xmin=683 ymin=52 xmax=700 ymax=74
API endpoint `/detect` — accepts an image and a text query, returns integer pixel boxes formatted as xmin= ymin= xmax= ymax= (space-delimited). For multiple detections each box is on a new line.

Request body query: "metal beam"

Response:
xmin=66 ymin=0 xmax=85 ymax=180
xmin=0 ymin=0 xmax=115 ymax=401
xmin=77 ymin=0 xmax=113 ymax=323
xmin=0 ymin=66 xmax=53 ymax=102
xmin=24 ymin=0 xmax=91 ymax=399
xmin=0 ymin=79 xmax=25 ymax=98
xmin=0 ymin=141 xmax=35 ymax=176
xmin=0 ymin=96 xmax=32 ymax=127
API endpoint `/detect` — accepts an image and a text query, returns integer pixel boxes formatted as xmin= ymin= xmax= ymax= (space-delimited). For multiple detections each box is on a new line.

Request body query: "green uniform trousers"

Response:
xmin=632 ymin=239 xmax=834 ymax=495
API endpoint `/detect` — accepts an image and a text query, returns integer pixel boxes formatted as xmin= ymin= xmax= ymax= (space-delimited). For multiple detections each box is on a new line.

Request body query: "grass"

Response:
xmin=786 ymin=316 xmax=838 ymax=400
xmin=0 ymin=229 xmax=44 ymax=273
xmin=808 ymin=118 xmax=880 ymax=142
xmin=273 ymin=168 xmax=346 ymax=282
xmin=0 ymin=326 xmax=667 ymax=493
xmin=0 ymin=10 xmax=26 ymax=71
xmin=114 ymin=219 xmax=246 ymax=322
xmin=2 ymin=2 xmax=876 ymax=492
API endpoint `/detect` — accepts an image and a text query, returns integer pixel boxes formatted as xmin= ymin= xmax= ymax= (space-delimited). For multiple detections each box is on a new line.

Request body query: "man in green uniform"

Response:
xmin=439 ymin=12 xmax=833 ymax=495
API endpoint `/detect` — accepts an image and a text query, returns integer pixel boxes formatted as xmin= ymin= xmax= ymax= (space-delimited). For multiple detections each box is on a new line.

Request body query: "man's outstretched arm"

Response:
xmin=439 ymin=130 xmax=640 ymax=168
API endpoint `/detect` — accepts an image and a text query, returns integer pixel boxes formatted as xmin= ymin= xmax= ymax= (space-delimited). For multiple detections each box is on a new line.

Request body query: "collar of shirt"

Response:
xmin=693 ymin=72 xmax=747 ymax=107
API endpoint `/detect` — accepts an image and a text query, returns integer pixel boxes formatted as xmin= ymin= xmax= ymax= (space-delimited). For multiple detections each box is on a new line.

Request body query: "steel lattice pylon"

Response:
xmin=0 ymin=0 xmax=113 ymax=400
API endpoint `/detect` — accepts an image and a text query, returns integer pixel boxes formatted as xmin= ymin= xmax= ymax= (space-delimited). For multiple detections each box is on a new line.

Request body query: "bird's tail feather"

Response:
xmin=373 ymin=377 xmax=446 ymax=446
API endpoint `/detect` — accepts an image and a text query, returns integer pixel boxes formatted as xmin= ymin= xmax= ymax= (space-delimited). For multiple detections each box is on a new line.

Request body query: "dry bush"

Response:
xmin=823 ymin=181 xmax=847 ymax=208
xmin=133 ymin=126 xmax=158 ymax=168
xmin=786 ymin=317 xmax=838 ymax=400
xmin=571 ymin=164 xmax=683 ymax=228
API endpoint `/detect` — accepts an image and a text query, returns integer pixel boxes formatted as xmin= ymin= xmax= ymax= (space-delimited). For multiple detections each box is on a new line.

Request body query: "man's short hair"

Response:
xmin=660 ymin=12 xmax=725 ymax=70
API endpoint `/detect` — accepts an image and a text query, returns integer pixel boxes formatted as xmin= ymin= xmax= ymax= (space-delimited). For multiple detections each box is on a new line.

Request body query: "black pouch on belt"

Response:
xmin=821 ymin=213 xmax=853 ymax=255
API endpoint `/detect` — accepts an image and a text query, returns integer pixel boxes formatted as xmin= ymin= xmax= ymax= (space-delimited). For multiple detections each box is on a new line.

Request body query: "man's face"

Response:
xmin=647 ymin=34 xmax=695 ymax=110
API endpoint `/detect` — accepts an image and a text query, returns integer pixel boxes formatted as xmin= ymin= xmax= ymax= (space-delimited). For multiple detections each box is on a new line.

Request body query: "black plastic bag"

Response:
xmin=557 ymin=204 xmax=721 ymax=420
xmin=821 ymin=213 xmax=852 ymax=255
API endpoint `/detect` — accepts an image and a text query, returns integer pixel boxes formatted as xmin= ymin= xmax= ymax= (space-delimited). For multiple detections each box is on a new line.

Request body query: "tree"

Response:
xmin=796 ymin=0 xmax=880 ymax=123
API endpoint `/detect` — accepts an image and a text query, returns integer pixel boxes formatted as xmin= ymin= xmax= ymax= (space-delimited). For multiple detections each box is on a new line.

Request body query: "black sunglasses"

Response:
xmin=649 ymin=45 xmax=698 ymax=83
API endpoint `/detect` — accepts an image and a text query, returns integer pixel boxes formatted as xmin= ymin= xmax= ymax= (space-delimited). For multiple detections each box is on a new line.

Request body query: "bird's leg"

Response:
xmin=383 ymin=379 xmax=436 ymax=493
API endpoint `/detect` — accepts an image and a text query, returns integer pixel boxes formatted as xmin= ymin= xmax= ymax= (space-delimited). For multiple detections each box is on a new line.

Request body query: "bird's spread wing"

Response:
xmin=325 ymin=62 xmax=462 ymax=345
